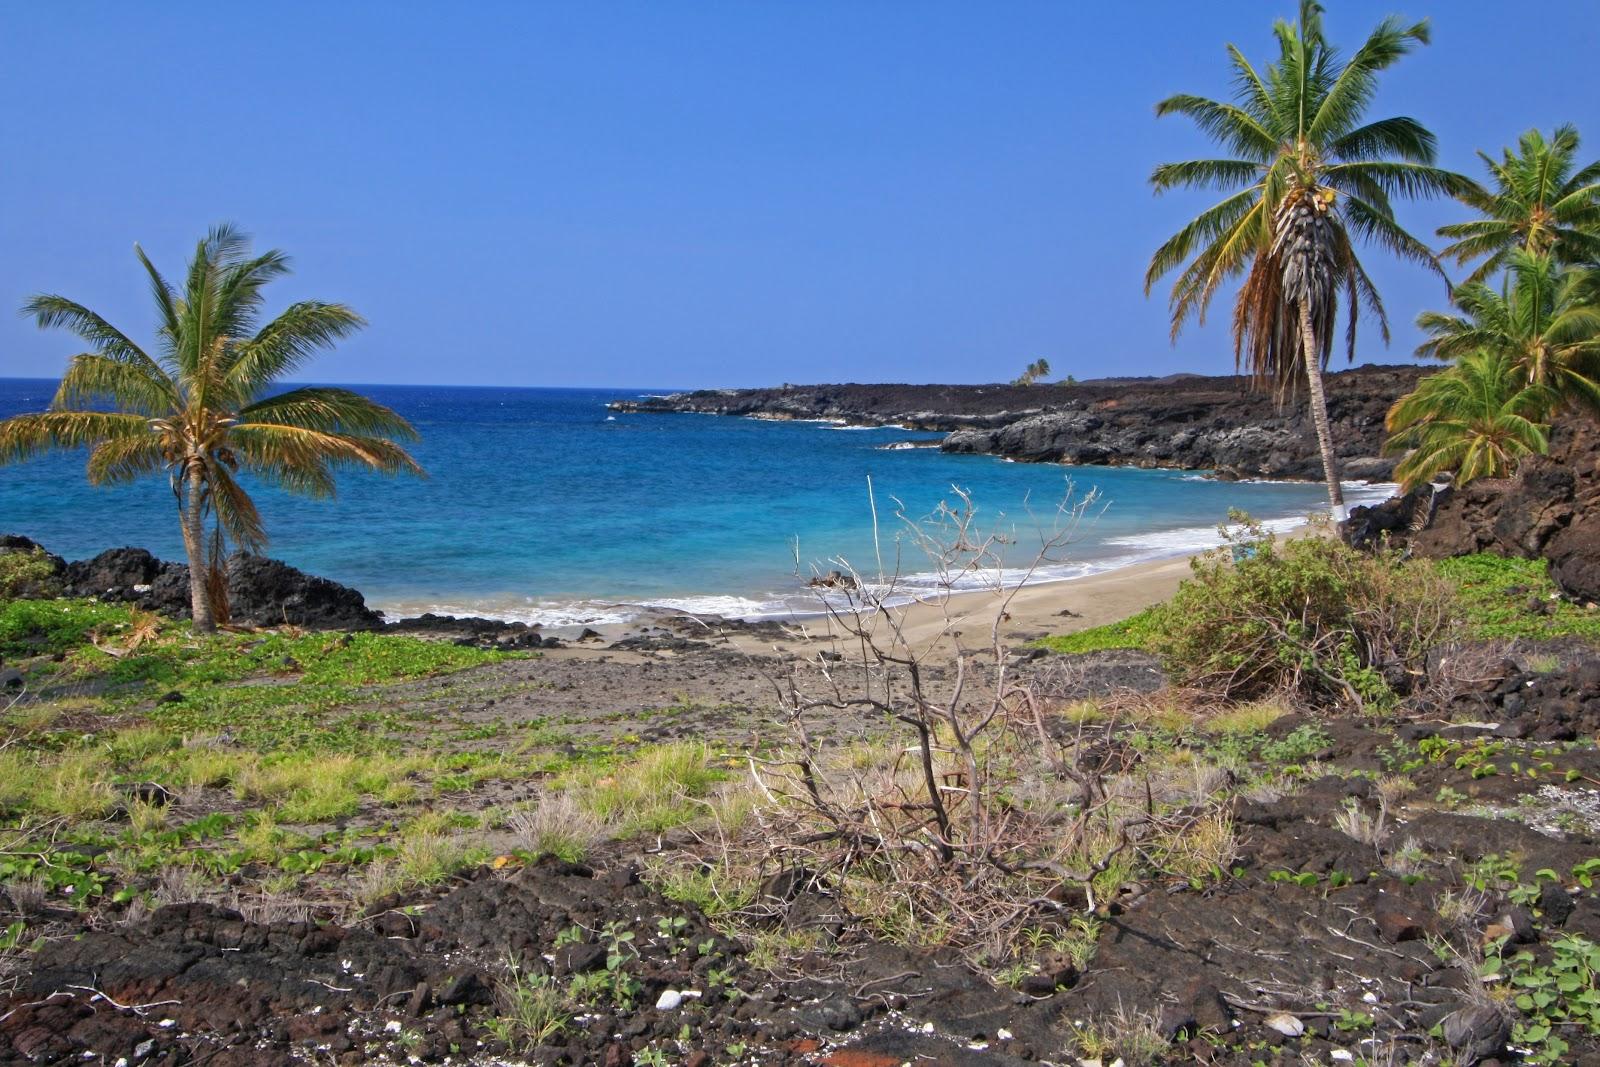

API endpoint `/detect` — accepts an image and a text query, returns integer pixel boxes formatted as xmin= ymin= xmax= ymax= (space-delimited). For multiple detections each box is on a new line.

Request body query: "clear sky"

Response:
xmin=2 ymin=2 xmax=1596 ymax=389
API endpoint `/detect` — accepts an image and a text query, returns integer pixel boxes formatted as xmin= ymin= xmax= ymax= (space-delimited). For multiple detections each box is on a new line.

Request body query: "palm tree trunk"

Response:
xmin=1298 ymin=301 xmax=1346 ymax=516
xmin=178 ymin=462 xmax=216 ymax=634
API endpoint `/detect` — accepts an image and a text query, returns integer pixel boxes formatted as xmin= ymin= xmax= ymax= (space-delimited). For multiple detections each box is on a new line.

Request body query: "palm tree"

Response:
xmin=1438 ymin=125 xmax=1600 ymax=286
xmin=1415 ymin=250 xmax=1600 ymax=415
xmin=1146 ymin=0 xmax=1464 ymax=513
xmin=1384 ymin=350 xmax=1553 ymax=491
xmin=0 ymin=225 xmax=423 ymax=633
xmin=1014 ymin=358 xmax=1052 ymax=386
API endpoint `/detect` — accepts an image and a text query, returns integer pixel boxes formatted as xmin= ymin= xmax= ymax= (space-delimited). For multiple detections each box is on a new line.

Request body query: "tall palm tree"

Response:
xmin=0 ymin=225 xmax=423 ymax=633
xmin=1415 ymin=250 xmax=1600 ymax=415
xmin=1384 ymin=350 xmax=1553 ymax=491
xmin=1146 ymin=0 xmax=1464 ymax=512
xmin=1438 ymin=125 xmax=1600 ymax=285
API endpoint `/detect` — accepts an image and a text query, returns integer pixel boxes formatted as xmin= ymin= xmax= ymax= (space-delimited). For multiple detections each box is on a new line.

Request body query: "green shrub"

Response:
xmin=0 ymin=548 xmax=60 ymax=600
xmin=1151 ymin=518 xmax=1457 ymax=706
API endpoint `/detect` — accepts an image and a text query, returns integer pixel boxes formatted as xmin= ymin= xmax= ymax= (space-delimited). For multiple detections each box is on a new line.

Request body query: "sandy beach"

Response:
xmin=548 ymin=519 xmax=1336 ymax=667
xmin=757 ymin=550 xmax=1196 ymax=659
xmin=534 ymin=546 xmax=1204 ymax=669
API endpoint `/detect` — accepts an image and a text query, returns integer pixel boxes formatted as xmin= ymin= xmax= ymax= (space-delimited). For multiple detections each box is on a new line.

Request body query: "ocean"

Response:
xmin=0 ymin=379 xmax=1391 ymax=628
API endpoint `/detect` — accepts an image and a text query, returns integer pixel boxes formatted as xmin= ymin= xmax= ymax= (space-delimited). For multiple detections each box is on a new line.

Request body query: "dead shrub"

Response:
xmin=727 ymin=491 xmax=1228 ymax=965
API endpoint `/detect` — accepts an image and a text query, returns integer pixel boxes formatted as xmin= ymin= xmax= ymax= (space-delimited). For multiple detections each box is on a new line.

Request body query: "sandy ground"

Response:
xmin=763 ymin=552 xmax=1198 ymax=654
xmin=742 ymin=522 xmax=1335 ymax=658
xmin=383 ymin=549 xmax=1201 ymax=758
xmin=532 ymin=547 xmax=1203 ymax=669
xmin=549 ymin=519 xmax=1337 ymax=669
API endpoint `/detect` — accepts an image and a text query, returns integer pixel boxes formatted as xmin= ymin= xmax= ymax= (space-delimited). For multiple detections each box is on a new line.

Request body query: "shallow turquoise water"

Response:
xmin=0 ymin=380 xmax=1387 ymax=625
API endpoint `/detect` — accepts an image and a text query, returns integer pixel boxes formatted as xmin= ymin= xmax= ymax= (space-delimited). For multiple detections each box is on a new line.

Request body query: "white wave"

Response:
xmin=636 ymin=594 xmax=791 ymax=618
xmin=1104 ymin=515 xmax=1305 ymax=553
xmin=375 ymin=599 xmax=639 ymax=628
xmin=826 ymin=423 xmax=907 ymax=431
xmin=377 ymin=481 xmax=1406 ymax=627
xmin=748 ymin=414 xmax=844 ymax=425
xmin=1101 ymin=484 xmax=1396 ymax=557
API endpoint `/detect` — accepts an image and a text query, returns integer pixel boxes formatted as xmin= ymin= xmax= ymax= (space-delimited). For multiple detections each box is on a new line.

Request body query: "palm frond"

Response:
xmin=1328 ymin=116 xmax=1436 ymax=163
xmin=134 ymin=243 xmax=183 ymax=362
xmin=0 ymin=412 xmax=152 ymax=464
xmin=1149 ymin=159 xmax=1265 ymax=195
xmin=1162 ymin=200 xmax=1266 ymax=335
xmin=240 ymin=387 xmax=419 ymax=441
xmin=1307 ymin=16 xmax=1431 ymax=144
xmin=205 ymin=461 xmax=269 ymax=552
xmin=21 ymin=294 xmax=172 ymax=384
xmin=224 ymin=302 xmax=366 ymax=398
xmin=85 ymin=434 xmax=168 ymax=485
xmin=1384 ymin=350 xmax=1552 ymax=491
xmin=1152 ymin=94 xmax=1276 ymax=158
xmin=1341 ymin=195 xmax=1444 ymax=276
xmin=1145 ymin=187 xmax=1259 ymax=293
xmin=229 ymin=423 xmax=424 ymax=489
xmin=211 ymin=249 xmax=292 ymax=343
xmin=53 ymin=353 xmax=178 ymax=416
xmin=1324 ymin=161 xmax=1472 ymax=201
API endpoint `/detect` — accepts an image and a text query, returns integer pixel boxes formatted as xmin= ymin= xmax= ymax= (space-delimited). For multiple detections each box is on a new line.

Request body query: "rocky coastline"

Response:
xmin=611 ymin=364 xmax=1431 ymax=482
xmin=0 ymin=536 xmax=573 ymax=649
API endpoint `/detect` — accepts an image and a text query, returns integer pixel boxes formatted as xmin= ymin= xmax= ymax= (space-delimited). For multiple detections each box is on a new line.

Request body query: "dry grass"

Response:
xmin=1202 ymin=699 xmax=1291 ymax=735
xmin=508 ymin=792 xmax=606 ymax=863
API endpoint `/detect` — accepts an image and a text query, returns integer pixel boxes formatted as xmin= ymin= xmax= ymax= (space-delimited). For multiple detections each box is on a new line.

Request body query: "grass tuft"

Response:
xmin=574 ymin=742 xmax=724 ymax=836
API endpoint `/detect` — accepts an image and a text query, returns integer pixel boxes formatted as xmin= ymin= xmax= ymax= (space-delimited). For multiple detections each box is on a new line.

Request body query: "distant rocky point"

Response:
xmin=610 ymin=364 xmax=1431 ymax=482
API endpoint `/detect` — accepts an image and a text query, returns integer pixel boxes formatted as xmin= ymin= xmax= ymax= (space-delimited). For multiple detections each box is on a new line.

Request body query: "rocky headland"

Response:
xmin=611 ymin=364 xmax=1430 ymax=482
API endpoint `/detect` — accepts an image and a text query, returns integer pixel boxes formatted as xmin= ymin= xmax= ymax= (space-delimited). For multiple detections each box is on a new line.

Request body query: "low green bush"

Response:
xmin=1149 ymin=517 xmax=1457 ymax=707
xmin=0 ymin=548 xmax=59 ymax=600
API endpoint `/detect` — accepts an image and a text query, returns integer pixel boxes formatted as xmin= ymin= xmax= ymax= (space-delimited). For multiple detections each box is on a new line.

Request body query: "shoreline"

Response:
xmin=367 ymin=490 xmax=1389 ymax=640
xmin=531 ymin=530 xmax=1294 ymax=664
xmin=767 ymin=547 xmax=1201 ymax=654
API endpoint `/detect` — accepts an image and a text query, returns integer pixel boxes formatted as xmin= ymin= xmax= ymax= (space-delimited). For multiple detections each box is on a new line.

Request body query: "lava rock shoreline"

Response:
xmin=609 ymin=364 xmax=1430 ymax=482
xmin=0 ymin=535 xmax=566 ymax=647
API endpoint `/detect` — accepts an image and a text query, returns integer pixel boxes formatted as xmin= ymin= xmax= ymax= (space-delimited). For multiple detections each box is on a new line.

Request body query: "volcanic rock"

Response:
xmin=1366 ymin=420 xmax=1600 ymax=603
xmin=612 ymin=365 xmax=1425 ymax=482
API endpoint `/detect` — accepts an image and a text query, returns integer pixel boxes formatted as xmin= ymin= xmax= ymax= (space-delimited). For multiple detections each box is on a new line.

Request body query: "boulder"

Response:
xmin=386 ymin=612 xmax=556 ymax=649
xmin=1343 ymin=485 xmax=1434 ymax=551
xmin=62 ymin=547 xmax=181 ymax=604
xmin=221 ymin=554 xmax=382 ymax=630
xmin=6 ymin=538 xmax=383 ymax=631
xmin=1548 ymin=520 xmax=1600 ymax=604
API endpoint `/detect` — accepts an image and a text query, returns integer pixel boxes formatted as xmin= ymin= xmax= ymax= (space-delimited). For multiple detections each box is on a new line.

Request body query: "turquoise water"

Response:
xmin=0 ymin=380 xmax=1388 ymax=626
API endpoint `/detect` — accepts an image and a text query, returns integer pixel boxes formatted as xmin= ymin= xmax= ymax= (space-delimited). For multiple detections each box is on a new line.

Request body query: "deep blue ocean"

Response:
xmin=0 ymin=379 xmax=1390 ymax=627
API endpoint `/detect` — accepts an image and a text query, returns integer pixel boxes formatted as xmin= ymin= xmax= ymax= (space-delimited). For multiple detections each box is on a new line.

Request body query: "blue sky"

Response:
xmin=2 ymin=2 xmax=1596 ymax=389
